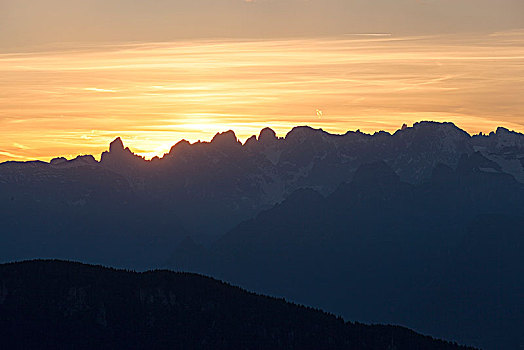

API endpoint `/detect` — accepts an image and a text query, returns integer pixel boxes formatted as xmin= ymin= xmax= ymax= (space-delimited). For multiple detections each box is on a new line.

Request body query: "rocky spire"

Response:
xmin=109 ymin=137 xmax=125 ymax=153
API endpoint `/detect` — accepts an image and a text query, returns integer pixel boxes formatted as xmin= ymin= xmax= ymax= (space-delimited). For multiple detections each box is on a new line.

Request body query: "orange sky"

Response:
xmin=1 ymin=32 xmax=523 ymax=162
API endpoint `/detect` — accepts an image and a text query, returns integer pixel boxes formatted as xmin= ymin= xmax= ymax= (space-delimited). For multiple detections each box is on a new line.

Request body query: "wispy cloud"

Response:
xmin=83 ymin=88 xmax=117 ymax=93
xmin=12 ymin=143 xmax=30 ymax=150
xmin=344 ymin=33 xmax=392 ymax=37
xmin=0 ymin=150 xmax=25 ymax=159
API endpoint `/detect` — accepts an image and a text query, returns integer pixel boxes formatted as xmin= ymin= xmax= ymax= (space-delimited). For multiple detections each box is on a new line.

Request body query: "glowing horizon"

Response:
xmin=1 ymin=32 xmax=523 ymax=162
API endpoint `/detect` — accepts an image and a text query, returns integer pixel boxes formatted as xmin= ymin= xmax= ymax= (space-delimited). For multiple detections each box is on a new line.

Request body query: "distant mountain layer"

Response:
xmin=1 ymin=121 xmax=523 ymax=269
xmin=1 ymin=122 xmax=523 ymax=349
xmin=0 ymin=260 xmax=473 ymax=350
xmin=170 ymin=155 xmax=524 ymax=350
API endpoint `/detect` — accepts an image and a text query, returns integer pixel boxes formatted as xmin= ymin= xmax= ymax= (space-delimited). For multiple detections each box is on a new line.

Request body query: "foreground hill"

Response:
xmin=0 ymin=260 xmax=472 ymax=350
xmin=170 ymin=155 xmax=524 ymax=349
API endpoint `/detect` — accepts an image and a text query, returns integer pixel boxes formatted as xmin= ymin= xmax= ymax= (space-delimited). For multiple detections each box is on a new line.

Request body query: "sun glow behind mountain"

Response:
xmin=1 ymin=32 xmax=523 ymax=161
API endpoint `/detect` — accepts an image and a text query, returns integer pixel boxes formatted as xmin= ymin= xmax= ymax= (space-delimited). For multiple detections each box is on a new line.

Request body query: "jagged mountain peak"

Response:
xmin=104 ymin=137 xmax=136 ymax=158
xmin=243 ymin=135 xmax=258 ymax=147
xmin=495 ymin=126 xmax=513 ymax=135
xmin=493 ymin=126 xmax=524 ymax=148
xmin=285 ymin=125 xmax=330 ymax=143
xmin=397 ymin=121 xmax=470 ymax=139
xmin=343 ymin=128 xmax=370 ymax=136
xmin=50 ymin=157 xmax=67 ymax=165
xmin=413 ymin=120 xmax=461 ymax=130
xmin=168 ymin=139 xmax=192 ymax=155
xmin=373 ymin=130 xmax=392 ymax=137
xmin=109 ymin=137 xmax=125 ymax=153
xmin=100 ymin=137 xmax=145 ymax=167
xmin=49 ymin=155 xmax=98 ymax=168
xmin=211 ymin=130 xmax=241 ymax=148
xmin=258 ymin=127 xmax=278 ymax=144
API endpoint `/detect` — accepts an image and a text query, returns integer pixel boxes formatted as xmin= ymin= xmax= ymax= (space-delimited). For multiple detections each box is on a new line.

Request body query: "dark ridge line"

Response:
xmin=1 ymin=120 xmax=523 ymax=165
xmin=0 ymin=258 xmax=478 ymax=349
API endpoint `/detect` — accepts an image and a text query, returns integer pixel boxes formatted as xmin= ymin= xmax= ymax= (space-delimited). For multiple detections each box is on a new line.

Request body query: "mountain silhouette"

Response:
xmin=0 ymin=121 xmax=523 ymax=348
xmin=1 ymin=122 xmax=522 ymax=263
xmin=0 ymin=260 xmax=474 ymax=350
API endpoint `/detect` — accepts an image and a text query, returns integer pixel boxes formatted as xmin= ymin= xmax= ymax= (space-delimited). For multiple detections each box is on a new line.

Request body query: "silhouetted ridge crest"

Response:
xmin=169 ymin=139 xmax=191 ymax=155
xmin=411 ymin=121 xmax=469 ymax=135
xmin=100 ymin=137 xmax=145 ymax=167
xmin=50 ymin=157 xmax=67 ymax=165
xmin=109 ymin=137 xmax=125 ymax=153
xmin=397 ymin=121 xmax=471 ymax=144
xmin=50 ymin=155 xmax=97 ymax=167
xmin=490 ymin=126 xmax=524 ymax=149
xmin=0 ymin=260 xmax=473 ymax=350
xmin=243 ymin=135 xmax=258 ymax=147
xmin=285 ymin=126 xmax=328 ymax=143
xmin=211 ymin=130 xmax=240 ymax=147
xmin=259 ymin=127 xmax=278 ymax=144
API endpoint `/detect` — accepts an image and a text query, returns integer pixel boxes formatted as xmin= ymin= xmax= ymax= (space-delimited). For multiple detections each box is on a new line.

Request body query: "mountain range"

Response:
xmin=1 ymin=121 xmax=523 ymax=266
xmin=1 ymin=121 xmax=523 ymax=349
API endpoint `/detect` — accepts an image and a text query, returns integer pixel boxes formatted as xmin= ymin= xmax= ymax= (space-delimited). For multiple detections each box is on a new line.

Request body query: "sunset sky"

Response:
xmin=1 ymin=0 xmax=523 ymax=161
